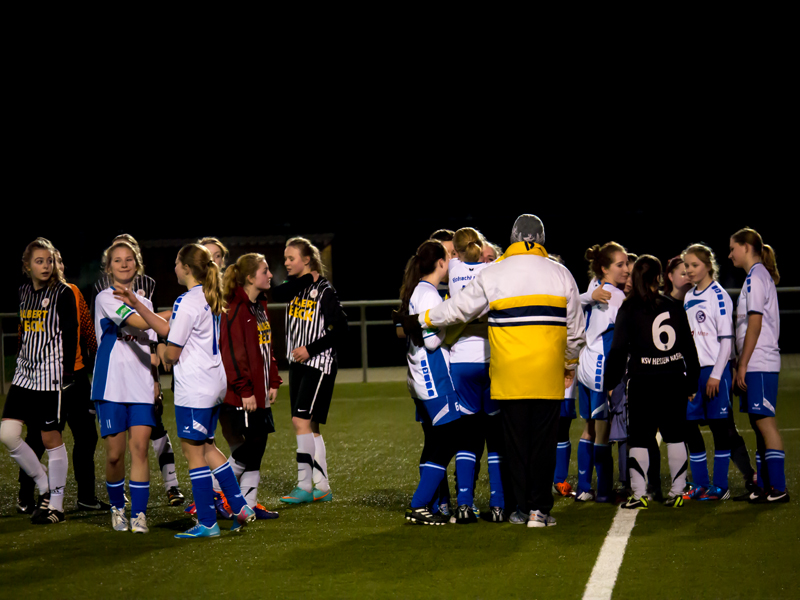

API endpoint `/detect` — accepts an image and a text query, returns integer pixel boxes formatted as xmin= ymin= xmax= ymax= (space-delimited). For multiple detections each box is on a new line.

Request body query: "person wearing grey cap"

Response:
xmin=401 ymin=214 xmax=585 ymax=527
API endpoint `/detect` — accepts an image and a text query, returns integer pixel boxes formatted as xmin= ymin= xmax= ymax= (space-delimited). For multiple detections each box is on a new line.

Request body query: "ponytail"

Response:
xmin=762 ymin=245 xmax=780 ymax=285
xmin=177 ymin=243 xmax=226 ymax=315
xmin=732 ymin=227 xmax=780 ymax=285
xmin=585 ymin=241 xmax=626 ymax=280
xmin=222 ymin=253 xmax=265 ymax=302
xmin=453 ymin=227 xmax=484 ymax=263
xmin=399 ymin=240 xmax=447 ymax=312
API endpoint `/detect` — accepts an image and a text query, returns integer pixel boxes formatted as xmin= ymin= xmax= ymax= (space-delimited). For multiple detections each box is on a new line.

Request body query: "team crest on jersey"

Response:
xmin=41 ymin=298 xmax=50 ymax=308
xmin=310 ymin=289 xmax=318 ymax=299
xmin=696 ymin=310 xmax=706 ymax=323
xmin=137 ymin=289 xmax=145 ymax=296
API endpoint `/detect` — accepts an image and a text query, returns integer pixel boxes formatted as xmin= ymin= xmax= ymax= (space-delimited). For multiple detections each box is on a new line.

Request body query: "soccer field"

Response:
xmin=1 ymin=374 xmax=798 ymax=600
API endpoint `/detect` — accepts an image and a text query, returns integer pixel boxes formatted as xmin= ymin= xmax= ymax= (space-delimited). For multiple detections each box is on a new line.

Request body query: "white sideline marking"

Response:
xmin=582 ymin=509 xmax=639 ymax=600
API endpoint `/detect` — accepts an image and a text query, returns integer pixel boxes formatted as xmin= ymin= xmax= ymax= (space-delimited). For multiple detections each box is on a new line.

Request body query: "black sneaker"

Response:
xmin=747 ymin=487 xmax=770 ymax=504
xmin=16 ymin=498 xmax=35 ymax=515
xmin=167 ymin=486 xmax=185 ymax=506
xmin=663 ymin=495 xmax=685 ymax=508
xmin=31 ymin=508 xmax=65 ymax=525
xmin=621 ymin=496 xmax=649 ymax=510
xmin=455 ymin=504 xmax=477 ymax=524
xmin=767 ymin=489 xmax=790 ymax=503
xmin=405 ymin=507 xmax=447 ymax=525
xmin=489 ymin=506 xmax=505 ymax=522
xmin=31 ymin=492 xmax=51 ymax=520
xmin=77 ymin=498 xmax=112 ymax=511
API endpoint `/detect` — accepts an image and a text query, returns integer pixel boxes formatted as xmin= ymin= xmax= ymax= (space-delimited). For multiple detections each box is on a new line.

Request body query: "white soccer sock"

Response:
xmin=229 ymin=456 xmax=246 ymax=481
xmin=46 ymin=444 xmax=68 ymax=512
xmin=8 ymin=441 xmax=49 ymax=495
xmin=297 ymin=433 xmax=315 ymax=492
xmin=667 ymin=442 xmax=688 ymax=497
xmin=240 ymin=470 xmax=261 ymax=508
xmin=151 ymin=435 xmax=179 ymax=491
xmin=629 ymin=447 xmax=649 ymax=499
xmin=313 ymin=434 xmax=330 ymax=492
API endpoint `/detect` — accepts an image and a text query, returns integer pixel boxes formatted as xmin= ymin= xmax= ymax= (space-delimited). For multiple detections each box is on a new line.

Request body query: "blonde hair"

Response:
xmin=178 ymin=243 xmax=226 ymax=315
xmin=101 ymin=234 xmax=143 ymax=273
xmin=22 ymin=237 xmax=64 ymax=287
xmin=222 ymin=253 xmax=265 ymax=302
xmin=682 ymin=243 xmax=719 ymax=281
xmin=732 ymin=227 xmax=779 ymax=285
xmin=197 ymin=236 xmax=230 ymax=268
xmin=453 ymin=227 xmax=484 ymax=263
xmin=286 ymin=237 xmax=326 ymax=277
xmin=103 ymin=240 xmax=145 ymax=278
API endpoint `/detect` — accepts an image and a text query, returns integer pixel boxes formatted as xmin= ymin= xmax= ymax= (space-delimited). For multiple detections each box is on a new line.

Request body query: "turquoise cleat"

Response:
xmin=313 ymin=488 xmax=333 ymax=502
xmin=230 ymin=505 xmax=256 ymax=531
xmin=175 ymin=522 xmax=221 ymax=539
xmin=280 ymin=486 xmax=314 ymax=504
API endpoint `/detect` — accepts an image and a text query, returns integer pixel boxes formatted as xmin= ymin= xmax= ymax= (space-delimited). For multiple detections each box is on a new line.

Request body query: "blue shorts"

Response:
xmin=175 ymin=405 xmax=221 ymax=441
xmin=688 ymin=365 xmax=733 ymax=421
xmin=739 ymin=372 xmax=779 ymax=417
xmin=95 ymin=401 xmax=155 ymax=438
xmin=579 ymin=383 xmax=608 ymax=420
xmin=560 ymin=397 xmax=577 ymax=419
xmin=450 ymin=362 xmax=500 ymax=416
xmin=413 ymin=393 xmax=461 ymax=427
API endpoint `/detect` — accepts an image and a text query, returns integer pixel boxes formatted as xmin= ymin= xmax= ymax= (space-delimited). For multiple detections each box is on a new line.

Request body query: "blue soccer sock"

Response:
xmin=106 ymin=478 xmax=126 ymax=510
xmin=756 ymin=453 xmax=764 ymax=488
xmin=487 ymin=452 xmax=504 ymax=509
xmin=689 ymin=452 xmax=710 ymax=488
xmin=764 ymin=450 xmax=786 ymax=492
xmin=594 ymin=443 xmax=613 ymax=497
xmin=713 ymin=451 xmax=731 ymax=489
xmin=212 ymin=462 xmax=247 ymax=515
xmin=455 ymin=452 xmax=476 ymax=507
xmin=577 ymin=439 xmax=594 ymax=493
xmin=189 ymin=467 xmax=216 ymax=528
xmin=129 ymin=480 xmax=150 ymax=516
xmin=554 ymin=441 xmax=571 ymax=484
xmin=411 ymin=462 xmax=446 ymax=509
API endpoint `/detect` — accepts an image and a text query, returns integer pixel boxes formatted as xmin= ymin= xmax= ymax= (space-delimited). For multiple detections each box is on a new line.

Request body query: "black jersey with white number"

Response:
xmin=13 ymin=282 xmax=78 ymax=391
xmin=605 ymin=293 xmax=700 ymax=394
xmin=273 ymin=275 xmax=347 ymax=376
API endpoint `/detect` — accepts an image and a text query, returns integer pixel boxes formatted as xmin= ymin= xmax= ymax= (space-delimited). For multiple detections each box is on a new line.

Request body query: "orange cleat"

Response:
xmin=554 ymin=481 xmax=576 ymax=497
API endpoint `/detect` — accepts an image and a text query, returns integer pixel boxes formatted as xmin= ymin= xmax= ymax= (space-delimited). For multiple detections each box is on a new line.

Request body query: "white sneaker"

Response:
xmin=130 ymin=512 xmax=148 ymax=534
xmin=528 ymin=510 xmax=556 ymax=528
xmin=111 ymin=507 xmax=129 ymax=531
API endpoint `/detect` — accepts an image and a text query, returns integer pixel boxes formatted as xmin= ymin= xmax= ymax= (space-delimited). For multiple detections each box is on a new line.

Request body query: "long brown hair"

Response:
xmin=22 ymin=237 xmax=64 ymax=287
xmin=731 ymin=227 xmax=779 ymax=284
xmin=399 ymin=240 xmax=447 ymax=313
xmin=222 ymin=253 xmax=265 ymax=302
xmin=628 ymin=255 xmax=662 ymax=308
xmin=178 ymin=243 xmax=225 ymax=315
xmin=585 ymin=242 xmax=626 ymax=280
xmin=286 ymin=237 xmax=326 ymax=277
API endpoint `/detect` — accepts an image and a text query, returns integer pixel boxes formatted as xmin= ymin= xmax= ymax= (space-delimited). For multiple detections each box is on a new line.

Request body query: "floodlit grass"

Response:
xmin=1 ymin=375 xmax=798 ymax=599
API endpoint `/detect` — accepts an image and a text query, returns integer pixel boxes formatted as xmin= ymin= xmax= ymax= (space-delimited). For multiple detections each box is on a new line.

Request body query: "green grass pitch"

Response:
xmin=1 ymin=374 xmax=798 ymax=599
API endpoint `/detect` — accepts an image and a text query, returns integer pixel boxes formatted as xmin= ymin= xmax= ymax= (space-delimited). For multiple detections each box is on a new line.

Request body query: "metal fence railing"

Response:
xmin=2 ymin=289 xmax=799 ymax=394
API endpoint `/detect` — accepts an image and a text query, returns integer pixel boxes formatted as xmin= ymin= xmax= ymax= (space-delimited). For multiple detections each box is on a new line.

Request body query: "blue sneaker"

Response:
xmin=698 ymin=485 xmax=730 ymax=501
xmin=280 ymin=486 xmax=314 ymax=504
xmin=313 ymin=488 xmax=333 ymax=502
xmin=683 ymin=484 xmax=708 ymax=500
xmin=254 ymin=504 xmax=279 ymax=519
xmin=175 ymin=522 xmax=221 ymax=539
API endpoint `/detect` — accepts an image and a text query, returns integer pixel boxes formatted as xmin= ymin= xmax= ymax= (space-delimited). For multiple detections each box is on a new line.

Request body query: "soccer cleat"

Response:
xmin=472 ymin=504 xmax=481 ymax=517
xmin=175 ymin=522 xmax=221 ymax=539
xmin=663 ymin=495 xmax=685 ymax=508
xmin=405 ymin=507 xmax=447 ymax=525
xmin=77 ymin=498 xmax=112 ymax=511
xmin=184 ymin=502 xmax=197 ymax=516
xmin=554 ymin=481 xmax=576 ymax=497
xmin=130 ymin=512 xmax=149 ymax=533
xmin=575 ymin=489 xmax=596 ymax=502
xmin=214 ymin=492 xmax=234 ymax=520
xmin=621 ymin=496 xmax=649 ymax=510
xmin=313 ymin=488 xmax=333 ymax=502
xmin=436 ymin=502 xmax=451 ymax=518
xmin=167 ymin=486 xmax=185 ymax=506
xmin=734 ymin=480 xmax=763 ymax=502
xmin=280 ymin=486 xmax=314 ymax=504
xmin=747 ymin=488 xmax=770 ymax=504
xmin=111 ymin=507 xmax=129 ymax=531
xmin=508 ymin=510 xmax=531 ymax=525
xmin=698 ymin=485 xmax=730 ymax=501
xmin=682 ymin=485 xmax=707 ymax=500
xmin=489 ymin=506 xmax=505 ymax=522
xmin=31 ymin=508 xmax=65 ymax=524
xmin=30 ymin=492 xmax=51 ymax=521
xmin=16 ymin=499 xmax=35 ymax=515
xmin=254 ymin=504 xmax=280 ymax=519
xmin=455 ymin=504 xmax=477 ymax=524
xmin=528 ymin=510 xmax=556 ymax=528
xmin=234 ymin=504 xmax=256 ymax=525
xmin=766 ymin=489 xmax=790 ymax=503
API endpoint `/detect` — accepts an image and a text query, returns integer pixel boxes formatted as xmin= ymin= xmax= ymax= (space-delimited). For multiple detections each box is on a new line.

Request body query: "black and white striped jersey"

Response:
xmin=13 ymin=282 xmax=78 ymax=391
xmin=279 ymin=277 xmax=347 ymax=375
xmin=94 ymin=273 xmax=156 ymax=302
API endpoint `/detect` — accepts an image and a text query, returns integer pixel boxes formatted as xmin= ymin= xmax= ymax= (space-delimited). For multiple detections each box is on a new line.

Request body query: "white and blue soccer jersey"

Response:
xmin=684 ymin=282 xmax=734 ymax=368
xmin=92 ymin=288 xmax=156 ymax=404
xmin=168 ymin=285 xmax=227 ymax=409
xmin=447 ymin=258 xmax=490 ymax=364
xmin=580 ymin=278 xmax=600 ymax=309
xmin=736 ymin=263 xmax=781 ymax=373
xmin=577 ymin=283 xmax=625 ymax=393
xmin=407 ymin=281 xmax=457 ymax=406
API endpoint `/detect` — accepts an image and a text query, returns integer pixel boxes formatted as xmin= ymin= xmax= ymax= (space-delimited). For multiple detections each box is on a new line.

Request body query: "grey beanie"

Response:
xmin=510 ymin=214 xmax=545 ymax=245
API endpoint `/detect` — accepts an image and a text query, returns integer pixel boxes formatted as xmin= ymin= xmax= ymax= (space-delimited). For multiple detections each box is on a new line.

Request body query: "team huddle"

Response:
xmin=395 ymin=220 xmax=787 ymax=528
xmin=1 ymin=235 xmax=345 ymax=538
